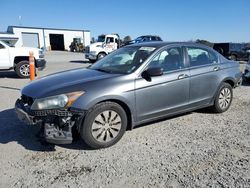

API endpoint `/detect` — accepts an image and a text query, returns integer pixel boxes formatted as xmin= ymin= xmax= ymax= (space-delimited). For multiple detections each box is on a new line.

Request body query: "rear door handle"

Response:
xmin=213 ymin=66 xmax=220 ymax=71
xmin=178 ymin=74 xmax=189 ymax=80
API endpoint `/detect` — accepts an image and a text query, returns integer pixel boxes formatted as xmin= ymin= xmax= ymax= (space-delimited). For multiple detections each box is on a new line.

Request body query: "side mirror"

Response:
xmin=142 ymin=67 xmax=163 ymax=81
xmin=146 ymin=67 xmax=163 ymax=76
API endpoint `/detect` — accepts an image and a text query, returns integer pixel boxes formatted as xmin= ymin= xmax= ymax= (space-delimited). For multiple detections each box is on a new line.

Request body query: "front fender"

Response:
xmin=71 ymin=92 xmax=136 ymax=115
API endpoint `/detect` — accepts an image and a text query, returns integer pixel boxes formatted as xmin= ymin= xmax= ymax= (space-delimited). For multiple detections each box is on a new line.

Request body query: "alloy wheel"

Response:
xmin=20 ymin=64 xmax=30 ymax=76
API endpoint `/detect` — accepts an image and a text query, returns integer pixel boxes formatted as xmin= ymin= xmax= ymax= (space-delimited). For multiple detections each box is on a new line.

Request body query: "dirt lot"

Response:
xmin=0 ymin=52 xmax=249 ymax=188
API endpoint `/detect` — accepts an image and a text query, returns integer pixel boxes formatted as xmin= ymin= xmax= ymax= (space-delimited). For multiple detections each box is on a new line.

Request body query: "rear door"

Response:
xmin=135 ymin=46 xmax=190 ymax=122
xmin=0 ymin=42 xmax=10 ymax=69
xmin=185 ymin=46 xmax=221 ymax=106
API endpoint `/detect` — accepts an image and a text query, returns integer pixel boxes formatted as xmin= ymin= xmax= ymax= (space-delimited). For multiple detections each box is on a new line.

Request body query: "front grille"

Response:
xmin=21 ymin=95 xmax=34 ymax=106
xmin=32 ymin=109 xmax=72 ymax=117
xmin=85 ymin=46 xmax=90 ymax=53
xmin=39 ymin=54 xmax=45 ymax=58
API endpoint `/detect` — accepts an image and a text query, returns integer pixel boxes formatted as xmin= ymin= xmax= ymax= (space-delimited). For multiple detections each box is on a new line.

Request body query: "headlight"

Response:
xmin=31 ymin=91 xmax=84 ymax=110
xmin=39 ymin=50 xmax=44 ymax=58
xmin=39 ymin=50 xmax=44 ymax=55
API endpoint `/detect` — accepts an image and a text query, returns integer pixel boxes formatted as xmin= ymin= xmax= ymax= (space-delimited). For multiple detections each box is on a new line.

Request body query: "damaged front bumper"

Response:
xmin=15 ymin=99 xmax=35 ymax=125
xmin=15 ymin=99 xmax=85 ymax=144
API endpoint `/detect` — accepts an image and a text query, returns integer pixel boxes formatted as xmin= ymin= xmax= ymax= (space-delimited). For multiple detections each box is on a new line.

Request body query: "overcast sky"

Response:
xmin=0 ymin=0 xmax=249 ymax=42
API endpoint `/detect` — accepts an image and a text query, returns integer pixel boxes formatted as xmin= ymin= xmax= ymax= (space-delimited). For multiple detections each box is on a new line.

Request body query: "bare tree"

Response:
xmin=196 ymin=39 xmax=214 ymax=47
xmin=123 ymin=36 xmax=132 ymax=43
xmin=91 ymin=37 xmax=95 ymax=43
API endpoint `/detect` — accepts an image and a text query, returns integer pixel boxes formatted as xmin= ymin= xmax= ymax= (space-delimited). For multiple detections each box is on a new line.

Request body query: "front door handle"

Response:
xmin=213 ymin=66 xmax=220 ymax=71
xmin=178 ymin=74 xmax=188 ymax=80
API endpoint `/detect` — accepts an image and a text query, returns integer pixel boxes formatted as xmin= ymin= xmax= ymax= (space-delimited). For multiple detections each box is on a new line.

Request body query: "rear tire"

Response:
xmin=15 ymin=61 xmax=30 ymax=78
xmin=80 ymin=102 xmax=127 ymax=149
xmin=211 ymin=83 xmax=233 ymax=113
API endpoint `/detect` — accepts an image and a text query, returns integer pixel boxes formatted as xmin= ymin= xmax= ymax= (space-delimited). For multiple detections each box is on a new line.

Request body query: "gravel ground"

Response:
xmin=0 ymin=52 xmax=249 ymax=188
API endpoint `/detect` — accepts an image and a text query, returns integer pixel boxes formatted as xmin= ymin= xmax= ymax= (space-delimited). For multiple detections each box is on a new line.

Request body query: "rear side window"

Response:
xmin=157 ymin=37 xmax=162 ymax=41
xmin=151 ymin=36 xmax=156 ymax=40
xmin=187 ymin=47 xmax=218 ymax=67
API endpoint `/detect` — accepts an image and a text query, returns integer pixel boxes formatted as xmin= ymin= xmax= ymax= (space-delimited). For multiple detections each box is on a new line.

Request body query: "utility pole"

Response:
xmin=18 ymin=15 xmax=22 ymax=26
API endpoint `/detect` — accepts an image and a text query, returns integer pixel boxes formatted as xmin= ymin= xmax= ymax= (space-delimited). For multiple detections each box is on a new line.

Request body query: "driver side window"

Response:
xmin=106 ymin=37 xmax=114 ymax=43
xmin=148 ymin=47 xmax=183 ymax=72
xmin=0 ymin=43 xmax=5 ymax=49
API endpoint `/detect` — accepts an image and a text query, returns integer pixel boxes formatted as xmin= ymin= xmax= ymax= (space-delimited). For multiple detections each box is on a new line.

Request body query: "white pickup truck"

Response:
xmin=0 ymin=40 xmax=46 ymax=78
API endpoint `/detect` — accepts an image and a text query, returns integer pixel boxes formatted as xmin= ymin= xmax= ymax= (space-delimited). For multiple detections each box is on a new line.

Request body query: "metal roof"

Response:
xmin=8 ymin=25 xmax=90 ymax=32
xmin=0 ymin=31 xmax=14 ymax=34
xmin=0 ymin=37 xmax=19 ymax=40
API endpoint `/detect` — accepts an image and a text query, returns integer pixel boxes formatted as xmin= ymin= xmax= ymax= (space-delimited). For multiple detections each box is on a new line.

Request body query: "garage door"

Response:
xmin=22 ymin=33 xmax=39 ymax=48
xmin=49 ymin=34 xmax=65 ymax=50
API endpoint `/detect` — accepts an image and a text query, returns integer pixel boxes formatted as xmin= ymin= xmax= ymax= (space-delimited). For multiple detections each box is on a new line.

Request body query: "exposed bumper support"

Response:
xmin=44 ymin=123 xmax=73 ymax=144
xmin=15 ymin=99 xmax=35 ymax=125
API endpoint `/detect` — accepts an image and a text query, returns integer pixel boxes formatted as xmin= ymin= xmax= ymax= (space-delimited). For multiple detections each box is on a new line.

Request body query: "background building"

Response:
xmin=0 ymin=26 xmax=90 ymax=51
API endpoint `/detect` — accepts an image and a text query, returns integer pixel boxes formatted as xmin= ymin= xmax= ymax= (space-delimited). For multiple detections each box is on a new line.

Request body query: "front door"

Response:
xmin=0 ymin=42 xmax=10 ymax=69
xmin=105 ymin=37 xmax=116 ymax=53
xmin=135 ymin=46 xmax=190 ymax=122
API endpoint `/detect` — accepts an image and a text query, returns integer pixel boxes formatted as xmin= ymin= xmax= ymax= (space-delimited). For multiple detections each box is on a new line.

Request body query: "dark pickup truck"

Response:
xmin=213 ymin=43 xmax=250 ymax=61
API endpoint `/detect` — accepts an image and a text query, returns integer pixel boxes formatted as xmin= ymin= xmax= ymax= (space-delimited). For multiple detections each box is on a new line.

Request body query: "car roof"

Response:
xmin=138 ymin=35 xmax=160 ymax=37
xmin=126 ymin=41 xmax=212 ymax=49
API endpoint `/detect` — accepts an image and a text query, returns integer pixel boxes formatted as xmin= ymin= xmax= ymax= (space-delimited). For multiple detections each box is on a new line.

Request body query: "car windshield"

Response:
xmin=135 ymin=37 xmax=143 ymax=43
xmin=97 ymin=35 xmax=105 ymax=42
xmin=89 ymin=46 xmax=156 ymax=74
xmin=0 ymin=40 xmax=11 ymax=47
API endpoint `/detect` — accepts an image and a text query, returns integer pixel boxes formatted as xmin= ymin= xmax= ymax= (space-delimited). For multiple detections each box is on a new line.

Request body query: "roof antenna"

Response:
xmin=18 ymin=15 xmax=22 ymax=26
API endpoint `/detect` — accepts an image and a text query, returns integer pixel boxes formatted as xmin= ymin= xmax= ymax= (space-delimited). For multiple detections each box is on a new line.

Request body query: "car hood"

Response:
xmin=21 ymin=68 xmax=119 ymax=98
xmin=14 ymin=46 xmax=39 ymax=52
xmin=88 ymin=42 xmax=103 ymax=48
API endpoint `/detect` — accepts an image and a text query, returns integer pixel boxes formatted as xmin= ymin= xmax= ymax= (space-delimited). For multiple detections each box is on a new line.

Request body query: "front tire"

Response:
xmin=97 ymin=53 xmax=106 ymax=60
xmin=211 ymin=83 xmax=233 ymax=113
xmin=80 ymin=102 xmax=127 ymax=149
xmin=15 ymin=61 xmax=30 ymax=78
xmin=230 ymin=54 xmax=237 ymax=61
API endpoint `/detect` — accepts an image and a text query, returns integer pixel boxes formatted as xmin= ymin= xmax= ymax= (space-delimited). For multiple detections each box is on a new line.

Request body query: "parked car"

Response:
xmin=124 ymin=35 xmax=162 ymax=46
xmin=15 ymin=42 xmax=242 ymax=149
xmin=0 ymin=40 xmax=46 ymax=78
xmin=213 ymin=43 xmax=250 ymax=61
xmin=243 ymin=61 xmax=250 ymax=81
